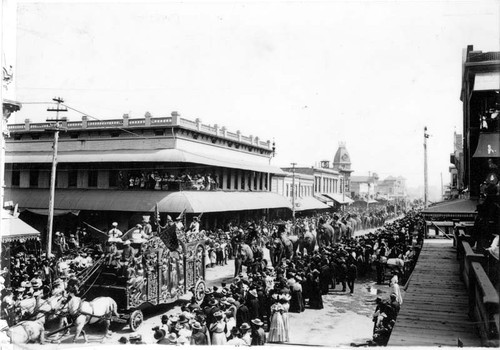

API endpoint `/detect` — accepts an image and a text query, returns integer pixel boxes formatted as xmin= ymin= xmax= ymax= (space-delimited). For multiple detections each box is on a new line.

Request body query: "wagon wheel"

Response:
xmin=194 ymin=280 xmax=206 ymax=303
xmin=129 ymin=310 xmax=143 ymax=332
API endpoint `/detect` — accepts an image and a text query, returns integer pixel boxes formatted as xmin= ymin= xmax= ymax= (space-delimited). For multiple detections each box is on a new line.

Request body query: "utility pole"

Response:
xmin=45 ymin=97 xmax=67 ymax=257
xmin=424 ymin=126 xmax=430 ymax=208
xmin=266 ymin=141 xmax=275 ymax=221
xmin=342 ymin=174 xmax=345 ymax=211
xmin=440 ymin=172 xmax=444 ymax=200
xmin=291 ymin=162 xmax=296 ymax=227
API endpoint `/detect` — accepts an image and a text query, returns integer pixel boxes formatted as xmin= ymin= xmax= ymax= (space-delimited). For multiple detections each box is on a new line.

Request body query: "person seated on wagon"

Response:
xmin=121 ymin=240 xmax=135 ymax=263
xmin=108 ymin=222 xmax=123 ymax=242
xmin=130 ymin=224 xmax=148 ymax=244
xmin=67 ymin=234 xmax=80 ymax=250
xmin=105 ymin=241 xmax=118 ymax=266
xmin=142 ymin=216 xmax=153 ymax=237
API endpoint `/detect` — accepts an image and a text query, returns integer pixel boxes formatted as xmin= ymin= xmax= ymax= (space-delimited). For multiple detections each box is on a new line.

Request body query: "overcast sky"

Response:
xmin=10 ymin=0 xmax=500 ymax=199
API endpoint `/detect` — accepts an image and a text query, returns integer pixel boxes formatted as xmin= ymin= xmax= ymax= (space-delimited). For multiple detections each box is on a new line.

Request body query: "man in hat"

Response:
xmin=159 ymin=215 xmax=180 ymax=252
xmin=236 ymin=295 xmax=250 ymax=328
xmin=53 ymin=232 xmax=65 ymax=258
xmin=189 ymin=216 xmax=200 ymax=234
xmin=190 ymin=321 xmax=208 ymax=345
xmin=246 ymin=288 xmax=260 ymax=320
xmin=347 ymin=258 xmax=358 ymax=294
xmin=108 ymin=222 xmax=123 ymax=242
xmin=251 ymin=318 xmax=266 ymax=345
xmin=142 ymin=216 xmax=152 ymax=237
xmin=121 ymin=240 xmax=135 ymax=263
xmin=175 ymin=215 xmax=185 ymax=231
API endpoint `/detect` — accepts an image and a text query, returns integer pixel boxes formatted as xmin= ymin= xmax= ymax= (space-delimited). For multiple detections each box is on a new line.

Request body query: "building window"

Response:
xmin=88 ymin=170 xmax=98 ymax=187
xmin=109 ymin=170 xmax=118 ymax=187
xmin=29 ymin=170 xmax=39 ymax=187
xmin=241 ymin=172 xmax=245 ymax=190
xmin=226 ymin=169 xmax=231 ymax=189
xmin=11 ymin=170 xmax=20 ymax=186
xmin=68 ymin=170 xmax=78 ymax=187
xmin=286 ymin=184 xmax=289 ymax=197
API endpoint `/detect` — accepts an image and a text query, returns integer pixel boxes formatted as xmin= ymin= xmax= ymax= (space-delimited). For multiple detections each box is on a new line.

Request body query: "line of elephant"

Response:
xmin=262 ymin=213 xmax=389 ymax=268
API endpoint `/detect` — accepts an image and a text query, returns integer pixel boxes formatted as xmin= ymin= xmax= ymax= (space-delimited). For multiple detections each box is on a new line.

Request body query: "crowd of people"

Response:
xmin=141 ymin=209 xmax=424 ymax=346
xmin=0 ymin=205 xmax=424 ymax=345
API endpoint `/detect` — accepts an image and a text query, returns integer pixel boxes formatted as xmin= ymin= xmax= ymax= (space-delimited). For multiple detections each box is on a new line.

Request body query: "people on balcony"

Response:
xmin=116 ymin=170 xmax=220 ymax=191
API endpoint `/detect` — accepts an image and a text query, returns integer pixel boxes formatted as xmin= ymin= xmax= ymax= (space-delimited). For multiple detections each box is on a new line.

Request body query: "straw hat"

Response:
xmin=251 ymin=318 xmax=264 ymax=327
xmin=240 ymin=323 xmax=251 ymax=331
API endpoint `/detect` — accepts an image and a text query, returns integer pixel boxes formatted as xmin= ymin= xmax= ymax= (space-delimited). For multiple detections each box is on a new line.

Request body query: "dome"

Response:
xmin=333 ymin=142 xmax=351 ymax=170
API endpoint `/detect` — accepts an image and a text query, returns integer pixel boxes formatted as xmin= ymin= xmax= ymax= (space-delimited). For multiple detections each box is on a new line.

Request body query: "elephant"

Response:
xmin=317 ymin=223 xmax=335 ymax=248
xmin=298 ymin=230 xmax=317 ymax=255
xmin=234 ymin=243 xmax=254 ymax=277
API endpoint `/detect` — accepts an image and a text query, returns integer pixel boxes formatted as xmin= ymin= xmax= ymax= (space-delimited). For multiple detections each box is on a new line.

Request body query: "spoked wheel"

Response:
xmin=194 ymin=280 xmax=206 ymax=303
xmin=129 ymin=309 xmax=143 ymax=332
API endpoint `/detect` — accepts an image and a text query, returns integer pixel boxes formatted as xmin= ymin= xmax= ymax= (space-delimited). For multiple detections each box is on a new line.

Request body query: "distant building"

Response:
xmin=332 ymin=142 xmax=353 ymax=195
xmin=377 ymin=176 xmax=407 ymax=201
xmin=447 ymin=131 xmax=464 ymax=199
xmin=279 ymin=142 xmax=355 ymax=209
xmin=271 ymin=170 xmax=329 ymax=213
xmin=350 ymin=173 xmax=379 ymax=200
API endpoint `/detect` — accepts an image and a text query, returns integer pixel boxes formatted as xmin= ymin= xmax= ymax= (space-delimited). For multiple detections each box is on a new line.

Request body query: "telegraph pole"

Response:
xmin=45 ymin=97 xmax=67 ymax=257
xmin=291 ymin=162 xmax=296 ymax=226
xmin=424 ymin=126 xmax=430 ymax=208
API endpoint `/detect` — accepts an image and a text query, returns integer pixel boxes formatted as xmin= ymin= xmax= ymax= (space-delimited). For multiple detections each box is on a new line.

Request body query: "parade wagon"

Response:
xmin=81 ymin=236 xmax=207 ymax=331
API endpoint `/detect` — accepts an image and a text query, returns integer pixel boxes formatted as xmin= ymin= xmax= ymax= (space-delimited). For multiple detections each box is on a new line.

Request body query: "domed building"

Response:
xmin=332 ymin=142 xmax=354 ymax=196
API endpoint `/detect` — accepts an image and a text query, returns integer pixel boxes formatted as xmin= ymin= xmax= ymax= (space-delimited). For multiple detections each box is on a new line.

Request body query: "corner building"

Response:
xmin=4 ymin=112 xmax=291 ymax=234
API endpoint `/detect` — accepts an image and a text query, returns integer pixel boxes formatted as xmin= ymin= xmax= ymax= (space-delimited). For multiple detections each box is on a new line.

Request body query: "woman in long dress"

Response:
xmin=289 ymin=279 xmax=302 ymax=313
xmin=209 ymin=312 xmax=227 ymax=345
xmin=268 ymin=299 xmax=286 ymax=343
xmin=309 ymin=271 xmax=324 ymax=309
xmin=390 ymin=273 xmax=403 ymax=305
xmin=280 ymin=295 xmax=291 ymax=342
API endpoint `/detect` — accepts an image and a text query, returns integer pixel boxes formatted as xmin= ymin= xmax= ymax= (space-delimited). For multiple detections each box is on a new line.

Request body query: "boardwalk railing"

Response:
xmin=457 ymin=236 xmax=499 ymax=347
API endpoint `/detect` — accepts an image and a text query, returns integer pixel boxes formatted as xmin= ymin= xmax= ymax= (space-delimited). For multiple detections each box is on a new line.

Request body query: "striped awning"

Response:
xmin=322 ymin=193 xmax=354 ymax=205
xmin=1 ymin=210 xmax=40 ymax=243
xmin=293 ymin=196 xmax=331 ymax=211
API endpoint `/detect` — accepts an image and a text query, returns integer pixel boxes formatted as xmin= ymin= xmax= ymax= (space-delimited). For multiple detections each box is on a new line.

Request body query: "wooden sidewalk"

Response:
xmin=388 ymin=239 xmax=482 ymax=347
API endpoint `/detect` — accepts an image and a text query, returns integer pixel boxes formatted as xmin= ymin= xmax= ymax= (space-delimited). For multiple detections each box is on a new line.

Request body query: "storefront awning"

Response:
xmin=293 ymin=196 xmax=331 ymax=211
xmin=1 ymin=210 xmax=40 ymax=243
xmin=421 ymin=199 xmax=478 ymax=220
xmin=5 ymin=148 xmax=284 ymax=175
xmin=322 ymin=193 xmax=354 ymax=205
xmin=314 ymin=194 xmax=334 ymax=206
xmin=5 ymin=188 xmax=292 ymax=214
xmin=474 ymin=72 xmax=500 ymax=91
xmin=473 ymin=132 xmax=500 ymax=158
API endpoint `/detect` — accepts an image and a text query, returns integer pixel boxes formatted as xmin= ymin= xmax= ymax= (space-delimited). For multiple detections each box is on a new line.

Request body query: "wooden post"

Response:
xmin=45 ymin=98 xmax=67 ymax=257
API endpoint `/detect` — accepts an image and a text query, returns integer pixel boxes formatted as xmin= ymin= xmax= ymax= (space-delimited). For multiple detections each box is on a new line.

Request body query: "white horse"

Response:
xmin=5 ymin=295 xmax=64 ymax=344
xmin=63 ymin=296 xmax=119 ymax=343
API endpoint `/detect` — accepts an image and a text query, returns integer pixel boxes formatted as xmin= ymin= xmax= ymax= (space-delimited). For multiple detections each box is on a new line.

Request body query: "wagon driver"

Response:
xmin=108 ymin=222 xmax=123 ymax=242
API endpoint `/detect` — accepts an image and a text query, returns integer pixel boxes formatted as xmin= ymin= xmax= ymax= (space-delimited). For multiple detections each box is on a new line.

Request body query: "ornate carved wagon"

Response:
xmin=82 ymin=237 xmax=206 ymax=331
